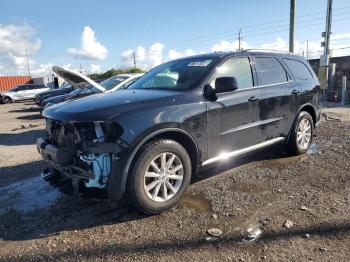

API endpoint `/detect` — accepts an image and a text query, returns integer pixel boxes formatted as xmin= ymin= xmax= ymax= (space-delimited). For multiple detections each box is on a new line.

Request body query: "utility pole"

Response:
xmin=306 ymin=40 xmax=309 ymax=61
xmin=319 ymin=0 xmax=333 ymax=96
xmin=289 ymin=0 xmax=296 ymax=53
xmin=323 ymin=0 xmax=333 ymax=57
xmin=133 ymin=51 xmax=137 ymax=68
xmin=25 ymin=41 xmax=31 ymax=76
xmin=237 ymin=29 xmax=243 ymax=51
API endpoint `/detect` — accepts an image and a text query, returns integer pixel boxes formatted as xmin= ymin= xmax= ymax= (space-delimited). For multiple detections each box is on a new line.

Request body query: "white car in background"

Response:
xmin=41 ymin=66 xmax=144 ymax=108
xmin=1 ymin=84 xmax=50 ymax=104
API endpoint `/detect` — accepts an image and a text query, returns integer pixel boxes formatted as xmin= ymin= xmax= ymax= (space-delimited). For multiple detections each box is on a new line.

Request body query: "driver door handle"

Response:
xmin=248 ymin=96 xmax=260 ymax=102
xmin=292 ymin=89 xmax=301 ymax=95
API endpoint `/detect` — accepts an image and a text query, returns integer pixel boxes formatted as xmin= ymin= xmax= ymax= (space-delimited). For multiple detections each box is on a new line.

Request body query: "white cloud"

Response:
xmin=8 ymin=54 xmax=35 ymax=71
xmin=90 ymin=63 xmax=101 ymax=73
xmin=168 ymin=48 xmax=196 ymax=60
xmin=121 ymin=42 xmax=165 ymax=69
xmin=211 ymin=40 xmax=249 ymax=52
xmin=258 ymin=37 xmax=288 ymax=51
xmin=0 ymin=24 xmax=42 ymax=57
xmin=67 ymin=26 xmax=108 ymax=60
xmin=30 ymin=63 xmax=53 ymax=76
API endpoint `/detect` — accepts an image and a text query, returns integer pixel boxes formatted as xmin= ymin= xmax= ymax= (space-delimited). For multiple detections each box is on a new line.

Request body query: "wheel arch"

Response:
xmin=298 ymin=103 xmax=317 ymax=127
xmin=286 ymin=103 xmax=317 ymax=141
xmin=115 ymin=128 xmax=200 ymax=201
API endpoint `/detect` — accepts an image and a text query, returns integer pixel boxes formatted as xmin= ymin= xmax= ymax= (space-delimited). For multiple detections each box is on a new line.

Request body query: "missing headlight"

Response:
xmin=80 ymin=123 xmax=112 ymax=188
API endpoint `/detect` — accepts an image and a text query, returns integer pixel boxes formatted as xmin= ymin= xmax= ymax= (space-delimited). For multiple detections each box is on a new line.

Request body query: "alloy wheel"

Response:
xmin=143 ymin=152 xmax=184 ymax=202
xmin=297 ymin=118 xmax=312 ymax=150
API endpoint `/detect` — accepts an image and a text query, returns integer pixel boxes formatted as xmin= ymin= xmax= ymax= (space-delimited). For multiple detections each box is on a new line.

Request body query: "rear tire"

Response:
xmin=127 ymin=139 xmax=192 ymax=214
xmin=3 ymin=96 xmax=12 ymax=104
xmin=287 ymin=111 xmax=314 ymax=155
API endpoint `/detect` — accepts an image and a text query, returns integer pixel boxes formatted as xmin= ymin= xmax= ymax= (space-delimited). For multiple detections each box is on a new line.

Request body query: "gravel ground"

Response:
xmin=0 ymin=102 xmax=350 ymax=262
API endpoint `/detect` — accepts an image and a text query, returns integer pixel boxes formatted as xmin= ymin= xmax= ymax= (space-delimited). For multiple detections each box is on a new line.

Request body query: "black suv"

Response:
xmin=37 ymin=51 xmax=321 ymax=214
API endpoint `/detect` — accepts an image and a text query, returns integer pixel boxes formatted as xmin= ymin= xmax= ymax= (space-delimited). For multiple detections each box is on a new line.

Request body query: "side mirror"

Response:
xmin=215 ymin=77 xmax=238 ymax=94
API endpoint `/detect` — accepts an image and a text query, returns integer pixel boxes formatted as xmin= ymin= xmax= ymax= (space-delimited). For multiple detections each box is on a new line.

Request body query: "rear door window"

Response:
xmin=30 ymin=84 xmax=45 ymax=89
xmin=255 ymin=57 xmax=288 ymax=86
xmin=17 ymin=85 xmax=28 ymax=91
xmin=283 ymin=59 xmax=313 ymax=80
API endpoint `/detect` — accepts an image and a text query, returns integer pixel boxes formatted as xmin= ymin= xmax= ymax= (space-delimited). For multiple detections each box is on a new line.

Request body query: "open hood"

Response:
xmin=52 ymin=66 xmax=106 ymax=92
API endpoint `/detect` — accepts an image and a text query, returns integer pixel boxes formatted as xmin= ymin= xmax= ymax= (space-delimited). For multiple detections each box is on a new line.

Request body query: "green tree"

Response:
xmin=88 ymin=67 xmax=145 ymax=80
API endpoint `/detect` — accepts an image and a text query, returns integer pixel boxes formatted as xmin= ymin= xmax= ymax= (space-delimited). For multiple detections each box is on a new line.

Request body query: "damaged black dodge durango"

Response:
xmin=37 ymin=51 xmax=321 ymax=214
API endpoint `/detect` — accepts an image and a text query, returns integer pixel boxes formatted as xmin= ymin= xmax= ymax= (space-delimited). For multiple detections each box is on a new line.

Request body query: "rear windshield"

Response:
xmin=130 ymin=57 xmax=218 ymax=90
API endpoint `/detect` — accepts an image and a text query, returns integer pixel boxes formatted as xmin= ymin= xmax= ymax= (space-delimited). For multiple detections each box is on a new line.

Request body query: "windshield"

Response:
xmin=130 ymin=58 xmax=217 ymax=90
xmin=100 ymin=76 xmax=129 ymax=90
xmin=58 ymin=82 xmax=71 ymax=90
xmin=10 ymin=86 xmax=19 ymax=92
xmin=69 ymin=88 xmax=82 ymax=95
xmin=68 ymin=85 xmax=102 ymax=95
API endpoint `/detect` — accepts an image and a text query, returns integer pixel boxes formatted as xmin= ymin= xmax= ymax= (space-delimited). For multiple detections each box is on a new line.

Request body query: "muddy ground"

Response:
xmin=0 ymin=102 xmax=350 ymax=262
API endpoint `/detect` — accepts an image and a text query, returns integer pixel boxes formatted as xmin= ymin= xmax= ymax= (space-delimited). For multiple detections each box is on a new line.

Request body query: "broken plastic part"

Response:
xmin=81 ymin=123 xmax=112 ymax=188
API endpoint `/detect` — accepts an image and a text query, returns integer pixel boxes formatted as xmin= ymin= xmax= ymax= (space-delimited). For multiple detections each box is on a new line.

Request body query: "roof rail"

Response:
xmin=242 ymin=49 xmax=292 ymax=54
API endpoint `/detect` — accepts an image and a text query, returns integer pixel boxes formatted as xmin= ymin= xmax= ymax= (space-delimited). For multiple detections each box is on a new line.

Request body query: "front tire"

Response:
xmin=287 ymin=111 xmax=314 ymax=155
xmin=3 ymin=96 xmax=12 ymax=104
xmin=127 ymin=139 xmax=192 ymax=214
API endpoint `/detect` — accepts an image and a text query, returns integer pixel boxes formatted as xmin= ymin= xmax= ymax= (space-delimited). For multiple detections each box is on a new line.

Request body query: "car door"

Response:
xmin=25 ymin=85 xmax=37 ymax=98
xmin=13 ymin=85 xmax=28 ymax=100
xmin=33 ymin=85 xmax=47 ymax=96
xmin=253 ymin=56 xmax=299 ymax=141
xmin=206 ymin=56 xmax=262 ymax=158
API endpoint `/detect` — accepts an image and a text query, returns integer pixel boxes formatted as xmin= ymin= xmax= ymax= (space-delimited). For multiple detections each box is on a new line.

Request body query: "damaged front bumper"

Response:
xmin=36 ymin=121 xmax=128 ymax=199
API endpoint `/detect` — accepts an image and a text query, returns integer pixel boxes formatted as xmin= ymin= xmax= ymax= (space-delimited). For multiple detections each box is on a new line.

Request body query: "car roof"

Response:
xmin=172 ymin=50 xmax=305 ymax=62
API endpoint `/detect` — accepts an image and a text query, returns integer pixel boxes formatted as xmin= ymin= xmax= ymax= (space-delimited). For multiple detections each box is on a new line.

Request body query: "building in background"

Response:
xmin=309 ymin=55 xmax=350 ymax=103
xmin=0 ymin=76 xmax=56 ymax=92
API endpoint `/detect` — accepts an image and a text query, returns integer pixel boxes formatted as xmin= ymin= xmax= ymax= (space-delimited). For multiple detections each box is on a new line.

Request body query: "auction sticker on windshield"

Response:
xmin=188 ymin=60 xmax=212 ymax=67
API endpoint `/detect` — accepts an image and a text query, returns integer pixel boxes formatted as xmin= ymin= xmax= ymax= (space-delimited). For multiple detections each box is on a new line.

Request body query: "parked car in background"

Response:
xmin=0 ymin=84 xmax=49 ymax=103
xmin=41 ymin=66 xmax=143 ymax=108
xmin=37 ymin=51 xmax=320 ymax=214
xmin=35 ymin=82 xmax=74 ymax=107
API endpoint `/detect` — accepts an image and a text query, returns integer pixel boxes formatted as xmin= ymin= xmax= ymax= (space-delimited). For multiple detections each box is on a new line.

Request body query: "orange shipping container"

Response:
xmin=0 ymin=76 xmax=32 ymax=92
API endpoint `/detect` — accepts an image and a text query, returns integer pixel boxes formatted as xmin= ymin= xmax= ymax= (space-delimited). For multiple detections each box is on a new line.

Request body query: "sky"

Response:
xmin=0 ymin=0 xmax=350 ymax=76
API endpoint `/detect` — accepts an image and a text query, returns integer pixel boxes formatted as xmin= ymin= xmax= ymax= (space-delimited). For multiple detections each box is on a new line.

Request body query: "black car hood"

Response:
xmin=43 ymin=89 xmax=184 ymax=122
xmin=43 ymin=93 xmax=71 ymax=106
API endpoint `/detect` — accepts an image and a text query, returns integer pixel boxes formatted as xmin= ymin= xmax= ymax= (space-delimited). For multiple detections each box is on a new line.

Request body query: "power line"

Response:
xmin=115 ymin=5 xmax=350 ymax=66
xmin=155 ymin=4 xmax=350 ymax=51
xmin=119 ymin=6 xmax=350 ymax=61
xmin=121 ymin=14 xmax=350 ymax=62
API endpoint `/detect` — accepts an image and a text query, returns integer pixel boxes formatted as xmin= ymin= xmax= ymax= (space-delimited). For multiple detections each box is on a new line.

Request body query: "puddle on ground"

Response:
xmin=307 ymin=143 xmax=317 ymax=155
xmin=180 ymin=194 xmax=211 ymax=212
xmin=229 ymin=183 xmax=265 ymax=194
xmin=245 ymin=224 xmax=264 ymax=241
xmin=0 ymin=176 xmax=60 ymax=215
xmin=259 ymin=143 xmax=317 ymax=168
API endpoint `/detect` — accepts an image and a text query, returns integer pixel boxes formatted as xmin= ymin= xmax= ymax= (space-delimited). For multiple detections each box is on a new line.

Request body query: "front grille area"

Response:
xmin=45 ymin=119 xmax=96 ymax=149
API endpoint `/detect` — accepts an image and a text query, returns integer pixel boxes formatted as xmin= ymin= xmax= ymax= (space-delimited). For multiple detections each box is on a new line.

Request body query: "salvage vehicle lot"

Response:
xmin=0 ymin=102 xmax=350 ymax=261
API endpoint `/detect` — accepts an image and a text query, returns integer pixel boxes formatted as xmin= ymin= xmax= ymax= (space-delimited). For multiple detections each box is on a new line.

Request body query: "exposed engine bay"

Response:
xmin=37 ymin=119 xmax=124 ymax=197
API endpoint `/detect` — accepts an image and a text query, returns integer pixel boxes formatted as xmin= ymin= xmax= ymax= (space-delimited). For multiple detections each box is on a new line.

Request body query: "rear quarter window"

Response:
xmin=254 ymin=57 xmax=288 ymax=86
xmin=283 ymin=59 xmax=313 ymax=80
